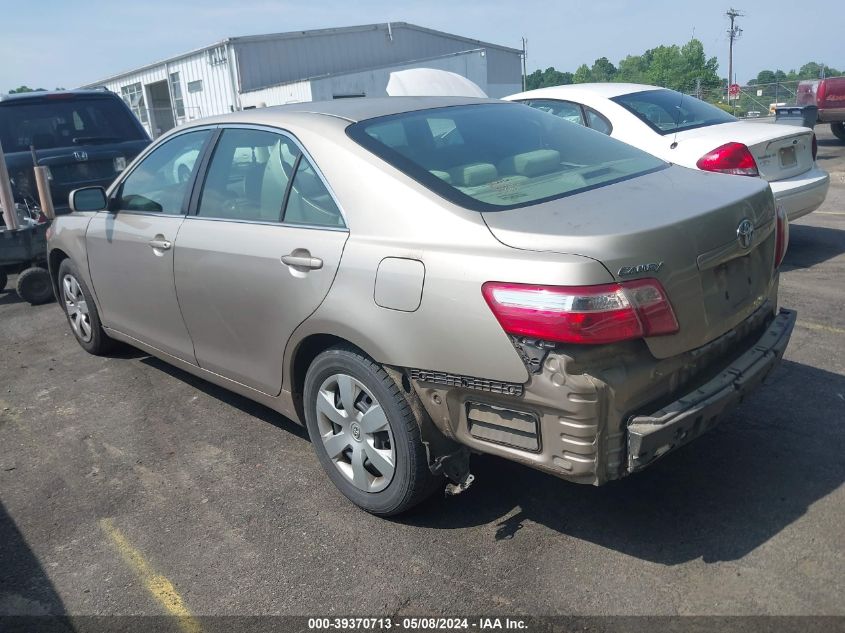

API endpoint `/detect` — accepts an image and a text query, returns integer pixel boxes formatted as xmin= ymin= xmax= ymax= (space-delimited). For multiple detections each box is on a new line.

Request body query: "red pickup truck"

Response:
xmin=798 ymin=77 xmax=845 ymax=142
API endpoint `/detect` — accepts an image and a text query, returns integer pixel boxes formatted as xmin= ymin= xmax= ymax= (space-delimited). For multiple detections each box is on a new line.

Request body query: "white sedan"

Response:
xmin=505 ymin=83 xmax=830 ymax=221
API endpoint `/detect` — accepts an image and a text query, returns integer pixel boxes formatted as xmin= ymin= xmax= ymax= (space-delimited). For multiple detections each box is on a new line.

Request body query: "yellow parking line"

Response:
xmin=99 ymin=518 xmax=202 ymax=633
xmin=797 ymin=321 xmax=845 ymax=335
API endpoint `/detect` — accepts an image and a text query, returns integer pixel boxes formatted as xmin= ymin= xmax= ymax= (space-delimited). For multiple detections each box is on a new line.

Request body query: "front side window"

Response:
xmin=197 ymin=128 xmax=300 ymax=223
xmin=348 ymin=103 xmax=666 ymax=211
xmin=612 ymin=89 xmax=735 ymax=135
xmin=118 ymin=129 xmax=210 ymax=213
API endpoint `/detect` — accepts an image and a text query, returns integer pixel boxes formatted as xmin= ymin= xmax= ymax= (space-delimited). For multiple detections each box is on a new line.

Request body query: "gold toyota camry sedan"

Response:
xmin=47 ymin=97 xmax=795 ymax=515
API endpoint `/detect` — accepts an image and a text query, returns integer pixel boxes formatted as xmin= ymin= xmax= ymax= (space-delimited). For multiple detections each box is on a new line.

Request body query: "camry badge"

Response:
xmin=618 ymin=262 xmax=663 ymax=276
xmin=737 ymin=218 xmax=754 ymax=249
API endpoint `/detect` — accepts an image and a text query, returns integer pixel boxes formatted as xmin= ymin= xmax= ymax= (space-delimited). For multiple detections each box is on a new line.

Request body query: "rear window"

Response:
xmin=612 ymin=88 xmax=735 ymax=135
xmin=0 ymin=96 xmax=146 ymax=153
xmin=347 ymin=103 xmax=666 ymax=211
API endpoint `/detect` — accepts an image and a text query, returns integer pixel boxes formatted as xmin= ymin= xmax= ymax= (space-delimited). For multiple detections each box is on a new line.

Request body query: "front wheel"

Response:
xmin=303 ymin=346 xmax=441 ymax=516
xmin=831 ymin=122 xmax=845 ymax=143
xmin=57 ymin=259 xmax=116 ymax=355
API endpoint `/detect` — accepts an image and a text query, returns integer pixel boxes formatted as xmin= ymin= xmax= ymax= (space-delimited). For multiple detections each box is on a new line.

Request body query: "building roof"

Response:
xmin=82 ymin=22 xmax=521 ymax=88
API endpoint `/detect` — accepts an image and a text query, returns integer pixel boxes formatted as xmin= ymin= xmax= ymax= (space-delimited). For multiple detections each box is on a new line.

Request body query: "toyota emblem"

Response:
xmin=736 ymin=219 xmax=754 ymax=249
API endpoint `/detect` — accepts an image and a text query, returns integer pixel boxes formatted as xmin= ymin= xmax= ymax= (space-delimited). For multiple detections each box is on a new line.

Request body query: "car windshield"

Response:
xmin=0 ymin=96 xmax=146 ymax=153
xmin=347 ymin=103 xmax=666 ymax=211
xmin=611 ymin=88 xmax=736 ymax=135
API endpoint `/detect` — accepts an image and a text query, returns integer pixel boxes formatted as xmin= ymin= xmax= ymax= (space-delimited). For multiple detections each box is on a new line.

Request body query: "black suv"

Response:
xmin=0 ymin=89 xmax=150 ymax=214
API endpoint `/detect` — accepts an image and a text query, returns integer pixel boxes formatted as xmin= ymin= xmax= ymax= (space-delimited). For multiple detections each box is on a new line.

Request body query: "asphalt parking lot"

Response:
xmin=1 ymin=126 xmax=843 ymax=619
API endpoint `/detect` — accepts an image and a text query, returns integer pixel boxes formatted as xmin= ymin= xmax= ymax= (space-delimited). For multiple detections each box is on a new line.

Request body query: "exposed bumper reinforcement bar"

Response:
xmin=627 ymin=307 xmax=797 ymax=472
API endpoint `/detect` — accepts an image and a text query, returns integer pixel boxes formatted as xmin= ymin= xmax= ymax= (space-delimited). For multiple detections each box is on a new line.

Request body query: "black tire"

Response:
xmin=16 ymin=267 xmax=53 ymax=305
xmin=57 ymin=258 xmax=116 ymax=355
xmin=303 ymin=346 xmax=441 ymax=516
xmin=0 ymin=268 xmax=7 ymax=293
xmin=831 ymin=122 xmax=845 ymax=143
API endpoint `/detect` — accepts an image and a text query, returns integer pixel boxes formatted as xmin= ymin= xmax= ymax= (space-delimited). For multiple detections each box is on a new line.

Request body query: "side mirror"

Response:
xmin=69 ymin=187 xmax=109 ymax=212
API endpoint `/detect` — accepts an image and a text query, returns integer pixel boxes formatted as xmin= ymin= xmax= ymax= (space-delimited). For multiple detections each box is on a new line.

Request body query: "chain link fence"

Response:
xmin=688 ymin=81 xmax=806 ymax=119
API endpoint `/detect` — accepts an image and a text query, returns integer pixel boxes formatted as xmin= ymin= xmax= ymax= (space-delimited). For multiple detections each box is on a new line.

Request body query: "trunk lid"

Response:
xmin=674 ymin=121 xmax=814 ymax=182
xmin=482 ymin=165 xmax=778 ymax=358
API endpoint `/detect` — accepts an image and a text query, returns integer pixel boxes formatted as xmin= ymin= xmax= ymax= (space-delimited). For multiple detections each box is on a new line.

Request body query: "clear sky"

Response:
xmin=1 ymin=0 xmax=841 ymax=91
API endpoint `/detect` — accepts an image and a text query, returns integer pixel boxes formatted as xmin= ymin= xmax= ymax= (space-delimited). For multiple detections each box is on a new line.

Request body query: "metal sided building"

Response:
xmin=81 ymin=22 xmax=523 ymax=137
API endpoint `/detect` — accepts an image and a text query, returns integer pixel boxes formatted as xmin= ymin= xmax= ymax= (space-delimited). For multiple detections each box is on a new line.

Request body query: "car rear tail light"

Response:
xmin=696 ymin=142 xmax=759 ymax=176
xmin=774 ymin=204 xmax=789 ymax=270
xmin=481 ymin=279 xmax=679 ymax=345
xmin=811 ymin=134 xmax=818 ymax=161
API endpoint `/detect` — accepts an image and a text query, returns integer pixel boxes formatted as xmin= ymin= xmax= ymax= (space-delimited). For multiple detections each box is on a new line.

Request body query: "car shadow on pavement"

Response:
xmin=404 ymin=359 xmax=845 ymax=565
xmin=0 ymin=502 xmax=71 ymax=624
xmin=0 ymin=290 xmax=24 ymax=306
xmin=139 ymin=356 xmax=309 ymax=441
xmin=816 ymin=136 xmax=843 ymax=148
xmin=781 ymin=223 xmax=845 ymax=271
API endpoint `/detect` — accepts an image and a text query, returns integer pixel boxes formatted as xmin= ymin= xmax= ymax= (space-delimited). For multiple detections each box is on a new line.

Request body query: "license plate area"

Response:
xmin=779 ymin=145 xmax=797 ymax=168
xmin=714 ymin=255 xmax=753 ymax=310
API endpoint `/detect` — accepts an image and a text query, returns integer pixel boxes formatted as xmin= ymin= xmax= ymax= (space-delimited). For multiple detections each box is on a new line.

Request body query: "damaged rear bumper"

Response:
xmin=627 ymin=307 xmax=796 ymax=472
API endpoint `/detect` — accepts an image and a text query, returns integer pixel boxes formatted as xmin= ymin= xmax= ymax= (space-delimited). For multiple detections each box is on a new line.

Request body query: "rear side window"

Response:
xmin=585 ymin=107 xmax=612 ymax=135
xmin=612 ymin=89 xmax=735 ymax=135
xmin=348 ymin=103 xmax=665 ymax=211
xmin=284 ymin=156 xmax=345 ymax=228
xmin=0 ymin=96 xmax=146 ymax=153
xmin=523 ymin=99 xmax=584 ymax=125
xmin=197 ymin=128 xmax=301 ymax=223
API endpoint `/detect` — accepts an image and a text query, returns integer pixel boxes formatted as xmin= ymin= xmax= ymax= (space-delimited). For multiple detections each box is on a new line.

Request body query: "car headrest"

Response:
xmin=448 ymin=163 xmax=498 ymax=187
xmin=499 ymin=149 xmax=561 ymax=177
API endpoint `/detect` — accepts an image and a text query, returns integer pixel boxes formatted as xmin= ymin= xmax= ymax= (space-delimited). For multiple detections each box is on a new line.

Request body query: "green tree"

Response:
xmin=573 ymin=64 xmax=593 ymax=83
xmin=525 ymin=67 xmax=574 ymax=90
xmin=590 ymin=57 xmax=617 ymax=82
xmin=8 ymin=85 xmax=46 ymax=93
xmin=616 ymin=54 xmax=651 ymax=84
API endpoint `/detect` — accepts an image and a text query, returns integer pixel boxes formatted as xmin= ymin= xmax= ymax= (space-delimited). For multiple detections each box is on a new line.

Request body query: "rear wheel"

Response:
xmin=832 ymin=122 xmax=845 ymax=143
xmin=16 ymin=267 xmax=53 ymax=305
xmin=58 ymin=259 xmax=115 ymax=355
xmin=303 ymin=346 xmax=441 ymax=516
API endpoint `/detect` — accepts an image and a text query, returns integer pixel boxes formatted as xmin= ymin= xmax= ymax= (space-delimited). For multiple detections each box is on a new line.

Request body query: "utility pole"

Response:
xmin=521 ymin=37 xmax=527 ymax=91
xmin=726 ymin=8 xmax=743 ymax=102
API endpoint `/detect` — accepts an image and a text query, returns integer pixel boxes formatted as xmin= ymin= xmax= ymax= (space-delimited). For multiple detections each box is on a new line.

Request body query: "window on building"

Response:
xmin=187 ymin=80 xmax=203 ymax=93
xmin=169 ymin=72 xmax=185 ymax=118
xmin=120 ymin=82 xmax=148 ymax=124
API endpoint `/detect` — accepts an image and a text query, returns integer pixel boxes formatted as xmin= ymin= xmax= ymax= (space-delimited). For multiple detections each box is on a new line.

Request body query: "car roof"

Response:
xmin=0 ymin=89 xmax=117 ymax=102
xmin=185 ymin=96 xmax=503 ymax=128
xmin=507 ymin=82 xmax=665 ymax=101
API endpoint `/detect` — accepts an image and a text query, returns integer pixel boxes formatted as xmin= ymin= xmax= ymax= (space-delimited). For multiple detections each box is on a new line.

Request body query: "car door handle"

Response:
xmin=148 ymin=238 xmax=172 ymax=250
xmin=281 ymin=253 xmax=323 ymax=270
